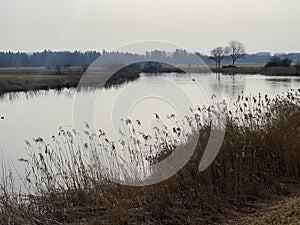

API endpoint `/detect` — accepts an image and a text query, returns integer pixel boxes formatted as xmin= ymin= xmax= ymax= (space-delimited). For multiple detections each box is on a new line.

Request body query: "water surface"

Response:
xmin=0 ymin=73 xmax=299 ymax=175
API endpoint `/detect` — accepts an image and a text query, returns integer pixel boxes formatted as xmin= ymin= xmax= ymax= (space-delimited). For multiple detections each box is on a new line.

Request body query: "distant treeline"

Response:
xmin=0 ymin=49 xmax=299 ymax=68
xmin=0 ymin=51 xmax=100 ymax=68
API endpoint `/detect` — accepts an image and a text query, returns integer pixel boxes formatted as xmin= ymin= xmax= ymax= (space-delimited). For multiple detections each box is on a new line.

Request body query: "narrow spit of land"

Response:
xmin=0 ymin=67 xmax=83 ymax=95
xmin=0 ymin=63 xmax=183 ymax=94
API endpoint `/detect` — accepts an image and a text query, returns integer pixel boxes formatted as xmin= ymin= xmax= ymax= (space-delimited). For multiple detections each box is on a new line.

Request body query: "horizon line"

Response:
xmin=1 ymin=49 xmax=300 ymax=56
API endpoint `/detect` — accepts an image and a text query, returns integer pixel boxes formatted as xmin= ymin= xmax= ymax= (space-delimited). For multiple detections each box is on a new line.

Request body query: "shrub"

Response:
xmin=265 ymin=56 xmax=292 ymax=68
xmin=294 ymin=62 xmax=300 ymax=72
xmin=222 ymin=65 xmax=236 ymax=68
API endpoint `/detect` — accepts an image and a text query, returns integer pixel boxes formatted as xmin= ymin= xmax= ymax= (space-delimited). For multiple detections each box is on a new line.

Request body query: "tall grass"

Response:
xmin=1 ymin=89 xmax=300 ymax=224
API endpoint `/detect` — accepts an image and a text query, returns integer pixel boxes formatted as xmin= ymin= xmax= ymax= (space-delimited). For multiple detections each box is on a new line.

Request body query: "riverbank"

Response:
xmin=225 ymin=185 xmax=300 ymax=225
xmin=0 ymin=63 xmax=184 ymax=94
xmin=211 ymin=65 xmax=300 ymax=76
xmin=0 ymin=67 xmax=83 ymax=95
xmin=0 ymin=90 xmax=300 ymax=224
xmin=251 ymin=195 xmax=300 ymax=225
xmin=0 ymin=64 xmax=299 ymax=95
xmin=0 ymin=74 xmax=81 ymax=95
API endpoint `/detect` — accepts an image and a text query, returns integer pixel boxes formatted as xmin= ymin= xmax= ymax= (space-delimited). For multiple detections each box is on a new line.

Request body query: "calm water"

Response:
xmin=0 ymin=73 xmax=300 ymax=175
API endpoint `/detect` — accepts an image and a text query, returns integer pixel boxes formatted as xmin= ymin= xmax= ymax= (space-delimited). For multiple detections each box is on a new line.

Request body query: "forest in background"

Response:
xmin=1 ymin=49 xmax=300 ymax=68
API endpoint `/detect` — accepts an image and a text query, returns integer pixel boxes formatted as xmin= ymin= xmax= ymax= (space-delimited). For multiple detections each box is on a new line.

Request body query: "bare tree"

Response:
xmin=226 ymin=41 xmax=246 ymax=67
xmin=209 ymin=47 xmax=228 ymax=69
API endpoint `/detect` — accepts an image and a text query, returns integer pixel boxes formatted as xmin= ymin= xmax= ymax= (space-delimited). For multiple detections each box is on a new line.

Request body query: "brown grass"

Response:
xmin=0 ymin=90 xmax=300 ymax=224
xmin=212 ymin=66 xmax=300 ymax=76
xmin=0 ymin=74 xmax=81 ymax=95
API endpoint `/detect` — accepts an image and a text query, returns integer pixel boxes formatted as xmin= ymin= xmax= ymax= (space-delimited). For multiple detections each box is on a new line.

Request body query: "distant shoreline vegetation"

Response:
xmin=1 ymin=49 xmax=300 ymax=68
xmin=0 ymin=62 xmax=185 ymax=95
xmin=0 ymin=61 xmax=299 ymax=96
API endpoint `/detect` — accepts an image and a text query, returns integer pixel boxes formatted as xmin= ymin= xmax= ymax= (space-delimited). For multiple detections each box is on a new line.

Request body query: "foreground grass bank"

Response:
xmin=251 ymin=197 xmax=300 ymax=225
xmin=0 ymin=90 xmax=300 ymax=224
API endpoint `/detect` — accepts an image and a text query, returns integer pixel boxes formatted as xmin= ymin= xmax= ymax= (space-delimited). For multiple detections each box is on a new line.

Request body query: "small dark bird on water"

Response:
xmin=192 ymin=79 xmax=195 ymax=81
xmin=154 ymin=113 xmax=159 ymax=119
xmin=1 ymin=116 xmax=4 ymax=120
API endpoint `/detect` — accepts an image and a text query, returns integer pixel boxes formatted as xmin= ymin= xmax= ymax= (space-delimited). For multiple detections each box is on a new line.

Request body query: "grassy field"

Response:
xmin=207 ymin=63 xmax=265 ymax=69
xmin=211 ymin=65 xmax=300 ymax=76
xmin=0 ymin=67 xmax=84 ymax=95
xmin=0 ymin=67 xmax=86 ymax=75
xmin=0 ymin=74 xmax=81 ymax=94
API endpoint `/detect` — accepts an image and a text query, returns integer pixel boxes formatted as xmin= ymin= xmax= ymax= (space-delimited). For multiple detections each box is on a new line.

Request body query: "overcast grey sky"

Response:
xmin=0 ymin=0 xmax=299 ymax=54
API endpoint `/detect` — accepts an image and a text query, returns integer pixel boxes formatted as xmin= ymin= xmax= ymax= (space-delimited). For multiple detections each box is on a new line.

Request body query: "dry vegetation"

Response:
xmin=1 ymin=64 xmax=299 ymax=96
xmin=211 ymin=65 xmax=300 ymax=76
xmin=1 ymin=89 xmax=300 ymax=224
xmin=0 ymin=74 xmax=81 ymax=95
xmin=251 ymin=196 xmax=300 ymax=225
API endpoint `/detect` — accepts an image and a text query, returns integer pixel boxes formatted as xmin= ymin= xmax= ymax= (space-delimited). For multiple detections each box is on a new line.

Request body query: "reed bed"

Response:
xmin=1 ymin=89 xmax=300 ymax=224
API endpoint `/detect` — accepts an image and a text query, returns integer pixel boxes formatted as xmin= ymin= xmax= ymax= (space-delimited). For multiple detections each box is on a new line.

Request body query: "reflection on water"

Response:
xmin=0 ymin=88 xmax=75 ymax=103
xmin=265 ymin=78 xmax=292 ymax=83
xmin=0 ymin=73 xmax=299 ymax=176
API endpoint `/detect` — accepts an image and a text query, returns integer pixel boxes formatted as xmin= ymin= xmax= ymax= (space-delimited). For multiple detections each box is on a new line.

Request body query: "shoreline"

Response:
xmin=0 ymin=74 xmax=81 ymax=95
xmin=211 ymin=65 xmax=300 ymax=76
xmin=1 ymin=90 xmax=300 ymax=224
xmin=0 ymin=65 xmax=299 ymax=95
